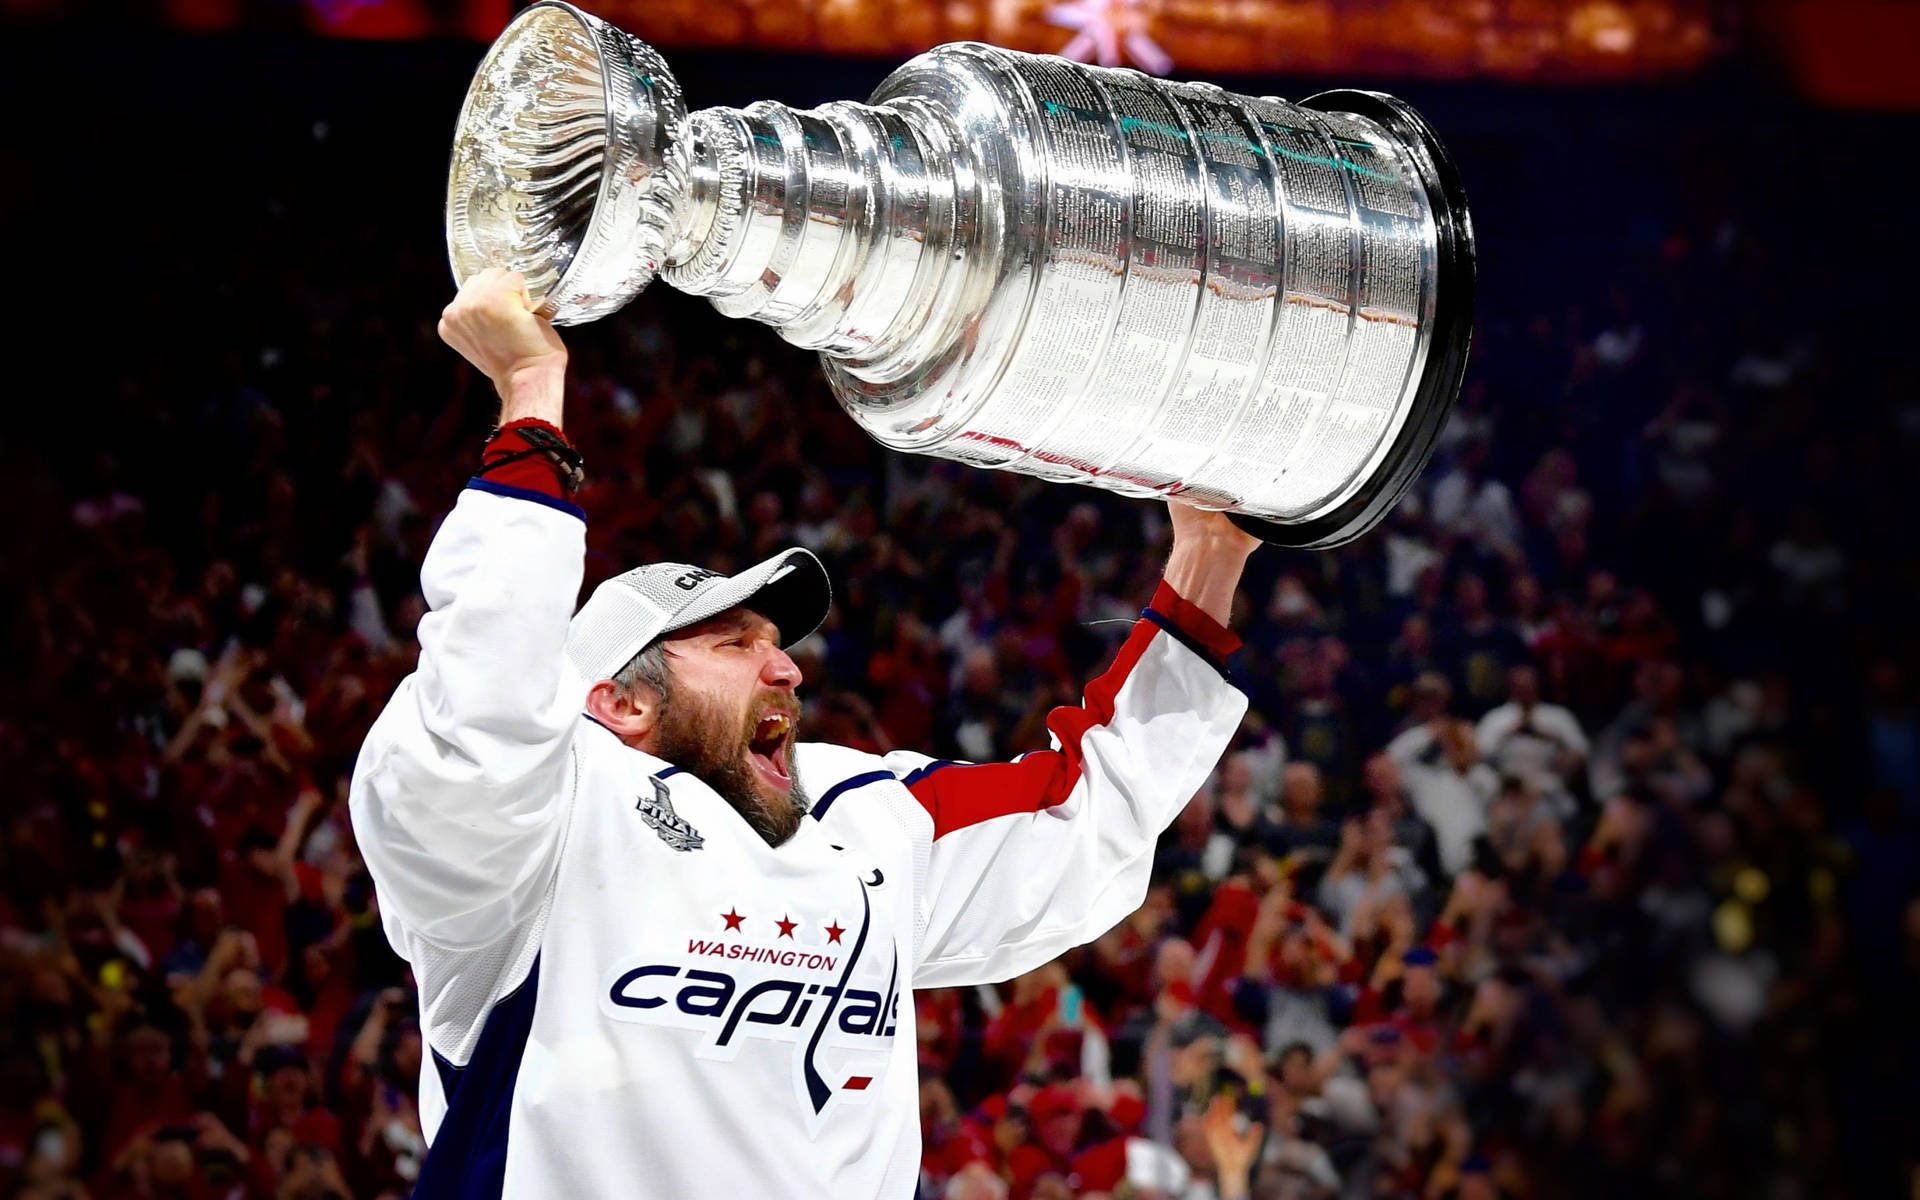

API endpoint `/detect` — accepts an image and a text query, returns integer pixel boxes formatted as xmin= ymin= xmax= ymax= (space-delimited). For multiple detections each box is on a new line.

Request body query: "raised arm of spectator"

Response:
xmin=271 ymin=786 xmax=323 ymax=905
xmin=1238 ymin=888 xmax=1291 ymax=984
xmin=891 ymin=506 xmax=1255 ymax=987
xmin=1313 ymin=1025 xmax=1370 ymax=1089
xmin=1202 ymin=1093 xmax=1264 ymax=1200
xmin=1386 ymin=719 xmax=1439 ymax=768
xmin=349 ymin=269 xmax=585 ymax=950
xmin=161 ymin=649 xmax=246 ymax=765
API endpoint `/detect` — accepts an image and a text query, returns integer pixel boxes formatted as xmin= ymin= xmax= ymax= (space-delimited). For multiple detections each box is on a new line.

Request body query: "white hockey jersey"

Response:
xmin=349 ymin=482 xmax=1246 ymax=1198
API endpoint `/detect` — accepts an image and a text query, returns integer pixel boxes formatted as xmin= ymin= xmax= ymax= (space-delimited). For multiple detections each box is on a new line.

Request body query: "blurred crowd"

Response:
xmin=5 ymin=47 xmax=1920 ymax=1200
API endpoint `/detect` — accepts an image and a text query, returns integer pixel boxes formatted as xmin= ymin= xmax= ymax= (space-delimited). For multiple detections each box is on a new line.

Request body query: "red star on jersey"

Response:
xmin=721 ymin=908 xmax=745 ymax=932
xmin=824 ymin=921 xmax=845 ymax=944
xmin=776 ymin=914 xmax=798 ymax=939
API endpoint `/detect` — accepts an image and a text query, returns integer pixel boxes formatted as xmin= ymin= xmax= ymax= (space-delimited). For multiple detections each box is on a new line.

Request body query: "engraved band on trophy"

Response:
xmin=446 ymin=1 xmax=1475 ymax=547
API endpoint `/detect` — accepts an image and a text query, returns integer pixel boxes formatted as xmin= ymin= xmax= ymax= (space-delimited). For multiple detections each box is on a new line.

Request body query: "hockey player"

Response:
xmin=350 ymin=268 xmax=1259 ymax=1197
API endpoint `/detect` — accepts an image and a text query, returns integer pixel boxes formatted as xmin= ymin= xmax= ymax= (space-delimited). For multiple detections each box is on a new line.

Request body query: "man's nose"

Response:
xmin=760 ymin=646 xmax=802 ymax=690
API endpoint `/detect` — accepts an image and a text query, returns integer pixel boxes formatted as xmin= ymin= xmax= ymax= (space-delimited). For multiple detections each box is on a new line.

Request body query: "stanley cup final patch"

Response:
xmin=638 ymin=775 xmax=705 ymax=851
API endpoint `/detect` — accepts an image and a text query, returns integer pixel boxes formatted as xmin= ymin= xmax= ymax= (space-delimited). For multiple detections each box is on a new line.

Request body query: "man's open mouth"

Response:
xmin=746 ymin=710 xmax=794 ymax=791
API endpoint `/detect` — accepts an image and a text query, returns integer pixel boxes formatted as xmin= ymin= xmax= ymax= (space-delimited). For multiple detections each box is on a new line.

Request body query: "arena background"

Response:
xmin=4 ymin=1 xmax=1919 ymax=1197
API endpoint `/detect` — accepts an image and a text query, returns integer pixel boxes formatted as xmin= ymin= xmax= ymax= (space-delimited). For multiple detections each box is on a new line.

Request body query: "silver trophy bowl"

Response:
xmin=447 ymin=1 xmax=1475 ymax=547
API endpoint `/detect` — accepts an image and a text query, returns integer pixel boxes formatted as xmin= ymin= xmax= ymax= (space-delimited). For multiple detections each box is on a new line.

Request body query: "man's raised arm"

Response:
xmin=349 ymin=270 xmax=588 ymax=951
xmin=889 ymin=506 xmax=1259 ymax=987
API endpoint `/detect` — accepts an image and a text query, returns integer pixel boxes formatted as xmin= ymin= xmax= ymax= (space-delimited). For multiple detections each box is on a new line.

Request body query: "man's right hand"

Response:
xmin=438 ymin=268 xmax=569 ymax=426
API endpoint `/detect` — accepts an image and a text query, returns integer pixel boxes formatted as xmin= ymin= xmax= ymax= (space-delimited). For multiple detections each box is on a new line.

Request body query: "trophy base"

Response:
xmin=1227 ymin=89 xmax=1476 ymax=552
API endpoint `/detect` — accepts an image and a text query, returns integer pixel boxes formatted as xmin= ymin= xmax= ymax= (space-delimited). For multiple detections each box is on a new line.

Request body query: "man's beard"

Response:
xmin=653 ymin=685 xmax=809 ymax=847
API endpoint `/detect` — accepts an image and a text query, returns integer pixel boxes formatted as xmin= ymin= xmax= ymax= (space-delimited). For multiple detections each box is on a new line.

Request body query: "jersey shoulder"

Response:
xmin=795 ymin=742 xmax=932 ymax=837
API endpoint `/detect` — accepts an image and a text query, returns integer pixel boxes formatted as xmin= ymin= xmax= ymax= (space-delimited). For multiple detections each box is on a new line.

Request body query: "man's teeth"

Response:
xmin=755 ymin=713 xmax=791 ymax=743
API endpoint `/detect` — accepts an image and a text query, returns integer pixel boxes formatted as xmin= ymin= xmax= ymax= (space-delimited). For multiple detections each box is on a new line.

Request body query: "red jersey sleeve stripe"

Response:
xmin=1145 ymin=580 xmax=1242 ymax=664
xmin=907 ymin=617 xmax=1160 ymax=840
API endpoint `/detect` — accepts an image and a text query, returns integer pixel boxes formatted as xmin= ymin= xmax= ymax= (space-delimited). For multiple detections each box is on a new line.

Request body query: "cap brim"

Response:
xmin=663 ymin=547 xmax=832 ymax=649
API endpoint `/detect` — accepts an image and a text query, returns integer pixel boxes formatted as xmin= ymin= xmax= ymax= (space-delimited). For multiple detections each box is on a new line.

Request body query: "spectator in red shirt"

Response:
xmin=1005 ymin=1084 xmax=1081 ymax=1197
xmin=920 ymin=1077 xmax=993 ymax=1189
xmin=250 ymin=1046 xmax=342 ymax=1162
xmin=101 ymin=1026 xmax=194 ymax=1165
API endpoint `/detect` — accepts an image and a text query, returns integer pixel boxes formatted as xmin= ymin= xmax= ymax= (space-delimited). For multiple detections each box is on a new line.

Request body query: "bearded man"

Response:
xmin=350 ymin=269 xmax=1258 ymax=1198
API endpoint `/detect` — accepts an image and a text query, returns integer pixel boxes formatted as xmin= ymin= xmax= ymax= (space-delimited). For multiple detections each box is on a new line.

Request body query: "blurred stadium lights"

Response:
xmin=0 ymin=0 xmax=1912 ymax=102
xmin=575 ymin=0 xmax=1731 ymax=81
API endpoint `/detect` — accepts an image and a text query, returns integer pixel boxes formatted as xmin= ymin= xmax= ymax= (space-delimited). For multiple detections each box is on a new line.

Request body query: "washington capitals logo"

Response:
xmin=601 ymin=872 xmax=896 ymax=1128
xmin=637 ymin=775 xmax=704 ymax=851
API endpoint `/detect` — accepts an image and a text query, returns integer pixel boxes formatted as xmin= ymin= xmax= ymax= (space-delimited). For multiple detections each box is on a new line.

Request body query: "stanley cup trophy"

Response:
xmin=447 ymin=1 xmax=1474 ymax=547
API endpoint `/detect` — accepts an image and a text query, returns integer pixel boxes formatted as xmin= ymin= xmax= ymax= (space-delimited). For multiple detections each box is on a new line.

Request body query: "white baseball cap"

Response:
xmin=565 ymin=548 xmax=833 ymax=684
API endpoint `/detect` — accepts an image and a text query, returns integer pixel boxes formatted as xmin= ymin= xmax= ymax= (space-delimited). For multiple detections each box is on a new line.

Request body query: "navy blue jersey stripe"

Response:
xmin=899 ymin=759 xmax=958 ymax=787
xmin=811 ymin=770 xmax=893 ymax=820
xmin=414 ymin=954 xmax=542 ymax=1199
xmin=466 ymin=477 xmax=587 ymax=522
xmin=1142 ymin=608 xmax=1243 ymax=685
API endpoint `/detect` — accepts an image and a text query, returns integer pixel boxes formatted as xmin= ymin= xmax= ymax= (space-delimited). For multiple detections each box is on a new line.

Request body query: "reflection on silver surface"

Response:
xmin=447 ymin=3 xmax=687 ymax=324
xmin=449 ymin=1 xmax=1474 ymax=543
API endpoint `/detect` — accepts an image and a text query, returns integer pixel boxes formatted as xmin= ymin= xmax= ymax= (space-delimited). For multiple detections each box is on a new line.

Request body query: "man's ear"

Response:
xmin=585 ymin=679 xmax=659 ymax=750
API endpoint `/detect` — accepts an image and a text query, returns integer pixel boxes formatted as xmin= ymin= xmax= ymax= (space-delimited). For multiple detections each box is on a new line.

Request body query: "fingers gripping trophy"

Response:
xmin=446 ymin=1 xmax=1474 ymax=547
